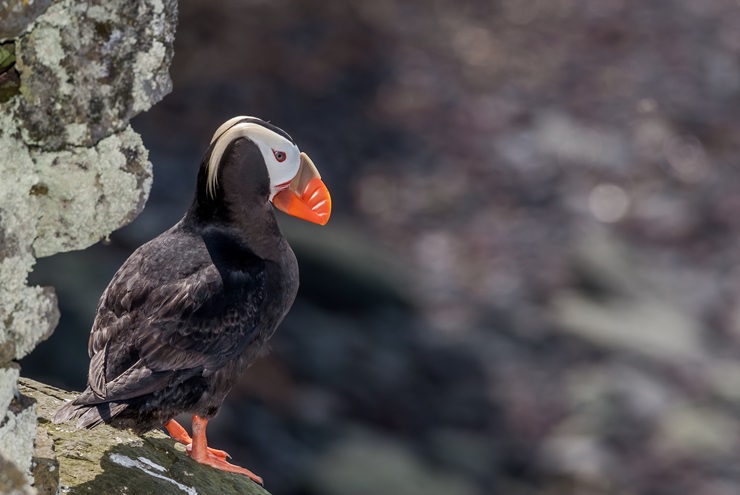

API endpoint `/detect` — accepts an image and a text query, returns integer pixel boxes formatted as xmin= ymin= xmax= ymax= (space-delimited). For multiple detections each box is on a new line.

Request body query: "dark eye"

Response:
xmin=273 ymin=149 xmax=286 ymax=162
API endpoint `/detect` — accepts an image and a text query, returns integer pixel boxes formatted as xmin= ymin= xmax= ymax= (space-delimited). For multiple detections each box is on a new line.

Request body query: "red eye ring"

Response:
xmin=273 ymin=149 xmax=287 ymax=162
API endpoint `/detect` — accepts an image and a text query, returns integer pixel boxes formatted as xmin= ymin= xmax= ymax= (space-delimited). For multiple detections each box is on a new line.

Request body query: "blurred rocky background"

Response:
xmin=21 ymin=0 xmax=740 ymax=494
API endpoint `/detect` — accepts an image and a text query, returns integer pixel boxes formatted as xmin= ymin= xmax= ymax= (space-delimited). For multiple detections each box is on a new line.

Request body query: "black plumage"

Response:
xmin=52 ymin=117 xmax=330 ymax=483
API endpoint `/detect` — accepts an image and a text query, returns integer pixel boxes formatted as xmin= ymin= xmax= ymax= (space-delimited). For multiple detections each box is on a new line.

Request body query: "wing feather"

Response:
xmin=82 ymin=238 xmax=266 ymax=405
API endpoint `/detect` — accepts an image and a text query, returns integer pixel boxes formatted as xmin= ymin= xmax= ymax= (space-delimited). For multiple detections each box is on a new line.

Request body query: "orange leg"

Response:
xmin=164 ymin=419 xmax=230 ymax=460
xmin=188 ymin=415 xmax=264 ymax=485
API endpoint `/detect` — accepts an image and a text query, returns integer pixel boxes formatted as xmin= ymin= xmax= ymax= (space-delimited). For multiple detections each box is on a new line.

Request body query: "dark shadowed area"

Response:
xmin=22 ymin=1 xmax=740 ymax=494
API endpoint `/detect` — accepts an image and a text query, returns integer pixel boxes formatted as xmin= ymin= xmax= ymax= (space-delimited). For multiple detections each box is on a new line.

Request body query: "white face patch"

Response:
xmin=207 ymin=117 xmax=301 ymax=199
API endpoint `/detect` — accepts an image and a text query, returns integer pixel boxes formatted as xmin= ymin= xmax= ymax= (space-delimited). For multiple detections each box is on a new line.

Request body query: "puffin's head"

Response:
xmin=205 ymin=116 xmax=331 ymax=225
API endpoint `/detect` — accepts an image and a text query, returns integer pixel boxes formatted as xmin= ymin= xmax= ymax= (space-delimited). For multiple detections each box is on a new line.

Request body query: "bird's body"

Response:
xmin=57 ymin=219 xmax=298 ymax=433
xmin=53 ymin=117 xmax=331 ymax=483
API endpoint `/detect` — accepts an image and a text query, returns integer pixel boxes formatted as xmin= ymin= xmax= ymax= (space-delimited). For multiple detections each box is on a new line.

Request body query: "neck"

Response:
xmin=183 ymin=170 xmax=287 ymax=261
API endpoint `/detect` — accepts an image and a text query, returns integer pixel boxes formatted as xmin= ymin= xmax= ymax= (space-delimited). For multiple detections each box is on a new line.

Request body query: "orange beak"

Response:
xmin=272 ymin=152 xmax=332 ymax=225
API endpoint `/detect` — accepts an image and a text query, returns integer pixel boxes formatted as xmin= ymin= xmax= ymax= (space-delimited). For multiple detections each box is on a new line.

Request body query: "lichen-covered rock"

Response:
xmin=32 ymin=429 xmax=59 ymax=495
xmin=0 ymin=0 xmax=53 ymax=41
xmin=0 ymin=0 xmax=177 ymax=490
xmin=0 ymin=111 xmax=60 ymax=362
xmin=0 ymin=364 xmax=20 ymax=414
xmin=0 ymin=366 xmax=33 ymax=490
xmin=32 ymin=125 xmax=153 ymax=257
xmin=0 ymin=452 xmax=33 ymax=495
xmin=0 ymin=388 xmax=36 ymax=485
xmin=14 ymin=0 xmax=177 ymax=150
xmin=21 ymin=378 xmax=270 ymax=495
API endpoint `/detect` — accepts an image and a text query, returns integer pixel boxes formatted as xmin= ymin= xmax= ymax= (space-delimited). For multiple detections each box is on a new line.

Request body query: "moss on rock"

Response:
xmin=20 ymin=378 xmax=270 ymax=495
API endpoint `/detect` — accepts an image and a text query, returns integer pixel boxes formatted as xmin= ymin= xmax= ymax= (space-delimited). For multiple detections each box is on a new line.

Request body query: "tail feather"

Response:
xmin=76 ymin=402 xmax=128 ymax=429
xmin=52 ymin=399 xmax=84 ymax=425
xmin=52 ymin=389 xmax=128 ymax=429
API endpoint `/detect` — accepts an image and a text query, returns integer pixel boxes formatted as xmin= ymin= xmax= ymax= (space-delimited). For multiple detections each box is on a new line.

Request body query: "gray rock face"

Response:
xmin=0 ymin=391 xmax=36 ymax=483
xmin=0 ymin=0 xmax=53 ymax=41
xmin=31 ymin=125 xmax=153 ymax=257
xmin=15 ymin=0 xmax=177 ymax=150
xmin=0 ymin=105 xmax=62 ymax=366
xmin=0 ymin=0 xmax=177 ymax=491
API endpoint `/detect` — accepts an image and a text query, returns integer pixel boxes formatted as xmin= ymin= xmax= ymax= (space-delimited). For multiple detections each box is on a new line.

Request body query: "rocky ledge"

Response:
xmin=19 ymin=378 xmax=269 ymax=495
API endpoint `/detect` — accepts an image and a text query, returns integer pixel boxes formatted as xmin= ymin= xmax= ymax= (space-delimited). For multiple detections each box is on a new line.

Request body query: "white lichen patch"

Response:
xmin=150 ymin=0 xmax=165 ymax=14
xmin=1 ymin=284 xmax=57 ymax=358
xmin=23 ymin=24 xmax=73 ymax=95
xmin=32 ymin=0 xmax=73 ymax=29
xmin=0 ymin=401 xmax=37 ymax=483
xmin=109 ymin=453 xmax=199 ymax=495
xmin=96 ymin=127 xmax=153 ymax=220
xmin=0 ymin=367 xmax=20 ymax=414
xmin=132 ymin=40 xmax=167 ymax=113
xmin=32 ymin=125 xmax=152 ymax=257
xmin=0 ymin=110 xmax=58 ymax=360
xmin=65 ymin=122 xmax=88 ymax=144
xmin=0 ymin=109 xmax=40 ymax=236
xmin=15 ymin=0 xmax=175 ymax=148
xmin=85 ymin=4 xmax=116 ymax=22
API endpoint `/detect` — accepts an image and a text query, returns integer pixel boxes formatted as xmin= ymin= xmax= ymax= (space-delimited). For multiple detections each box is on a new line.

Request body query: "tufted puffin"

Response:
xmin=52 ymin=116 xmax=331 ymax=484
